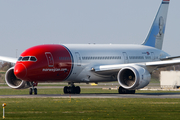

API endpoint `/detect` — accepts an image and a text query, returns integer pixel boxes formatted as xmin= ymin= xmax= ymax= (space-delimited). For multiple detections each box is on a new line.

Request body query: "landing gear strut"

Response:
xmin=29 ymin=82 xmax=38 ymax=95
xmin=63 ymin=83 xmax=81 ymax=94
xmin=118 ymin=86 xmax=135 ymax=94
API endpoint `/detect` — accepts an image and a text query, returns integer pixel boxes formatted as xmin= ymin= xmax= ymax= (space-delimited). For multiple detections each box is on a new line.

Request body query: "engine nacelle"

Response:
xmin=117 ymin=66 xmax=151 ymax=90
xmin=5 ymin=67 xmax=32 ymax=89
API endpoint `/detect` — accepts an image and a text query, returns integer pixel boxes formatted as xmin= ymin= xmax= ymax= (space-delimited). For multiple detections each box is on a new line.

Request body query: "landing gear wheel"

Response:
xmin=29 ymin=88 xmax=38 ymax=95
xmin=118 ymin=86 xmax=135 ymax=94
xmin=29 ymin=88 xmax=33 ymax=95
xmin=63 ymin=85 xmax=81 ymax=94
xmin=70 ymin=86 xmax=75 ymax=94
xmin=29 ymin=82 xmax=38 ymax=95
xmin=75 ymin=86 xmax=81 ymax=94
xmin=118 ymin=87 xmax=124 ymax=94
xmin=129 ymin=90 xmax=135 ymax=94
xmin=34 ymin=88 xmax=37 ymax=95
xmin=64 ymin=86 xmax=68 ymax=94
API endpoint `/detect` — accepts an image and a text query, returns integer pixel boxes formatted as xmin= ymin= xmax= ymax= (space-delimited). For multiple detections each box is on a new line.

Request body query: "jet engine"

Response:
xmin=117 ymin=65 xmax=151 ymax=90
xmin=5 ymin=67 xmax=31 ymax=89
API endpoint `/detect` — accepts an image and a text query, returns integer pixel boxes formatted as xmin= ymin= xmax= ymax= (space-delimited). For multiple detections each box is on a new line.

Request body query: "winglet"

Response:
xmin=142 ymin=0 xmax=170 ymax=50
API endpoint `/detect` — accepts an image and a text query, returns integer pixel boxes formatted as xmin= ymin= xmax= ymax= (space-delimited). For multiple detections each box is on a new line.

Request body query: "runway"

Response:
xmin=0 ymin=82 xmax=180 ymax=98
xmin=1 ymin=92 xmax=180 ymax=98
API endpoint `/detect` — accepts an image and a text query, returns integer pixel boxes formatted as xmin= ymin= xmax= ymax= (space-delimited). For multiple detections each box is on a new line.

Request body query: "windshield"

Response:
xmin=18 ymin=56 xmax=37 ymax=62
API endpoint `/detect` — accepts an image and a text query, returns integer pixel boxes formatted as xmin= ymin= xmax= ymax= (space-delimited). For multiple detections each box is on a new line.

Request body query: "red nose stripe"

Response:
xmin=14 ymin=63 xmax=27 ymax=79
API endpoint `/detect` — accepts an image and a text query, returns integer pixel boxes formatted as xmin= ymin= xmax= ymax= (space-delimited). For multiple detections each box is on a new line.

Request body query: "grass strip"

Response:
xmin=0 ymin=98 xmax=180 ymax=120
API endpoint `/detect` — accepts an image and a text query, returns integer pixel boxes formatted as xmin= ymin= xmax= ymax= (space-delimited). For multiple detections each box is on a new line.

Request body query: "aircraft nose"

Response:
xmin=14 ymin=63 xmax=27 ymax=79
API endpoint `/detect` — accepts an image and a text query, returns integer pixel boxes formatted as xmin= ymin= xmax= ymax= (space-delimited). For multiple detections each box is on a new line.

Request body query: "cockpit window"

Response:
xmin=30 ymin=57 xmax=37 ymax=61
xmin=18 ymin=57 xmax=22 ymax=61
xmin=18 ymin=56 xmax=37 ymax=62
xmin=22 ymin=56 xmax=30 ymax=61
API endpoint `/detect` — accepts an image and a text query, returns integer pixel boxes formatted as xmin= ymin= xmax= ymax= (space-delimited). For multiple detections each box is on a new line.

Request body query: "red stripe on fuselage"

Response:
xmin=14 ymin=44 xmax=73 ymax=82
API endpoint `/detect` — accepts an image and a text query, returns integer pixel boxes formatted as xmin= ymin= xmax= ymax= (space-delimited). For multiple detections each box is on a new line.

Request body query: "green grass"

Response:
xmin=0 ymin=84 xmax=7 ymax=86
xmin=0 ymin=71 xmax=5 ymax=74
xmin=0 ymin=88 xmax=180 ymax=119
xmin=0 ymin=98 xmax=180 ymax=120
xmin=150 ymin=78 xmax=160 ymax=83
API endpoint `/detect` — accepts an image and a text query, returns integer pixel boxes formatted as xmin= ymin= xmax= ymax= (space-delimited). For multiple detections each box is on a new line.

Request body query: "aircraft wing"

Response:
xmin=0 ymin=56 xmax=17 ymax=63
xmin=145 ymin=59 xmax=180 ymax=67
xmin=92 ymin=63 xmax=145 ymax=75
xmin=160 ymin=56 xmax=180 ymax=60
xmin=92 ymin=59 xmax=180 ymax=75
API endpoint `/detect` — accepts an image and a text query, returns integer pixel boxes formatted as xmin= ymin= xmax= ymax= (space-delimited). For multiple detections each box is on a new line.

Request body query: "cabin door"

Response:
xmin=75 ymin=52 xmax=81 ymax=66
xmin=123 ymin=52 xmax=129 ymax=63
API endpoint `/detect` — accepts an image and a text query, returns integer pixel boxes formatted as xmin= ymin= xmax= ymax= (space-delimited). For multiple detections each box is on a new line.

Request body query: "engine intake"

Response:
xmin=5 ymin=67 xmax=31 ymax=89
xmin=117 ymin=66 xmax=151 ymax=90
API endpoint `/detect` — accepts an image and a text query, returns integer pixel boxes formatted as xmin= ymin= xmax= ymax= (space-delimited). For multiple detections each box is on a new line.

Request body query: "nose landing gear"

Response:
xmin=29 ymin=82 xmax=38 ymax=95
xmin=63 ymin=83 xmax=81 ymax=94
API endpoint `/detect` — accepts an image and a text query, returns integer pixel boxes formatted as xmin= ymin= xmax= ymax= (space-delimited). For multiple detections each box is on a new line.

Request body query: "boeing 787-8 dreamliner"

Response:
xmin=0 ymin=0 xmax=178 ymax=95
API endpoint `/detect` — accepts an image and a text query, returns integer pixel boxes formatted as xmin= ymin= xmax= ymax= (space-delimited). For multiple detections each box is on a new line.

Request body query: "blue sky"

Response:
xmin=0 ymin=0 xmax=179 ymax=57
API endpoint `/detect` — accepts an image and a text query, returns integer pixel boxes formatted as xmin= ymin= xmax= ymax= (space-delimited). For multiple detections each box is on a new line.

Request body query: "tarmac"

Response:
xmin=1 ymin=93 xmax=180 ymax=98
xmin=1 ymin=82 xmax=180 ymax=98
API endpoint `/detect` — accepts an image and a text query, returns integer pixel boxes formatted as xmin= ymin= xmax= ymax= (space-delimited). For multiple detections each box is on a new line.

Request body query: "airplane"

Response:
xmin=0 ymin=0 xmax=177 ymax=95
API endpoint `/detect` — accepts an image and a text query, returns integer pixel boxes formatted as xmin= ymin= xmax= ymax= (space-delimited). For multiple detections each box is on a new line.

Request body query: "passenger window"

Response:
xmin=30 ymin=57 xmax=37 ymax=61
xmin=22 ymin=57 xmax=30 ymax=61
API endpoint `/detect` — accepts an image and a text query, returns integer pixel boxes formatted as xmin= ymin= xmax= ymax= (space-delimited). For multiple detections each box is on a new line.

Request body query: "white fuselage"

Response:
xmin=64 ymin=44 xmax=169 ymax=83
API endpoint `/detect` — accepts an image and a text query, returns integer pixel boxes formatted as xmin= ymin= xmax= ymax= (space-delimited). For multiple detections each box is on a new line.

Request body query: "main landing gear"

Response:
xmin=118 ymin=86 xmax=135 ymax=94
xmin=63 ymin=83 xmax=81 ymax=94
xmin=29 ymin=82 xmax=38 ymax=95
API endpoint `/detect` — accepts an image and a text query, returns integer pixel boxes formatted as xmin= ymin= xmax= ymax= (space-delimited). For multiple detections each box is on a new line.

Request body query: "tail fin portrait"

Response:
xmin=142 ymin=0 xmax=170 ymax=50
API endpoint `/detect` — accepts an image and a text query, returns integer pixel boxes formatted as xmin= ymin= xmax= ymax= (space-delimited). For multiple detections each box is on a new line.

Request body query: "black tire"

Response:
xmin=75 ymin=86 xmax=81 ymax=94
xmin=118 ymin=86 xmax=124 ymax=94
xmin=34 ymin=88 xmax=37 ymax=95
xmin=129 ymin=90 xmax=135 ymax=94
xmin=70 ymin=86 xmax=75 ymax=94
xmin=118 ymin=86 xmax=136 ymax=94
xmin=67 ymin=86 xmax=73 ymax=94
xmin=29 ymin=88 xmax=33 ymax=95
xmin=64 ymin=86 xmax=68 ymax=94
